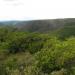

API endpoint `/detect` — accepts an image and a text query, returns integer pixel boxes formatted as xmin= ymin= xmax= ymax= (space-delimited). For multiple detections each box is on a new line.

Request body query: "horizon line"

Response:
xmin=0 ymin=18 xmax=75 ymax=22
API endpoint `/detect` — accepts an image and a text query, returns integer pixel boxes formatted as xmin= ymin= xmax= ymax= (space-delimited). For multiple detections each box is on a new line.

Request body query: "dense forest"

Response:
xmin=0 ymin=19 xmax=75 ymax=75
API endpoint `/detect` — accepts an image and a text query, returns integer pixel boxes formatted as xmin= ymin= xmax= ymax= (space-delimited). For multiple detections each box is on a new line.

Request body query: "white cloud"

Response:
xmin=0 ymin=0 xmax=75 ymax=20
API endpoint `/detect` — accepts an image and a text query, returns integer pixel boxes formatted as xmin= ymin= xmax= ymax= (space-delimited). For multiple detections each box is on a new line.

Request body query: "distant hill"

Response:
xmin=14 ymin=19 xmax=63 ymax=32
xmin=1 ymin=18 xmax=75 ymax=33
xmin=14 ymin=18 xmax=75 ymax=33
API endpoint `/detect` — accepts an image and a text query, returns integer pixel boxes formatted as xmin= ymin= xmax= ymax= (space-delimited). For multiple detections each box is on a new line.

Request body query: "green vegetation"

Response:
xmin=0 ymin=20 xmax=75 ymax=75
xmin=58 ymin=22 xmax=75 ymax=40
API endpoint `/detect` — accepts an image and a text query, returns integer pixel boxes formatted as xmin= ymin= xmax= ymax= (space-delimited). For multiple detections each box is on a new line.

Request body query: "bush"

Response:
xmin=0 ymin=64 xmax=8 ymax=75
xmin=8 ymin=33 xmax=47 ymax=54
xmin=35 ymin=37 xmax=75 ymax=74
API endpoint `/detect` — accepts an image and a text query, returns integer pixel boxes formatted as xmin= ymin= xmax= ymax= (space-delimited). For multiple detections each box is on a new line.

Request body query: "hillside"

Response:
xmin=15 ymin=19 xmax=65 ymax=32
xmin=0 ymin=18 xmax=75 ymax=33
xmin=0 ymin=18 xmax=75 ymax=75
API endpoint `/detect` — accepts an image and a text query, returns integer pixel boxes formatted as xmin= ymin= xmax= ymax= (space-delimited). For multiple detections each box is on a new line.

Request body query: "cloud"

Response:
xmin=0 ymin=0 xmax=75 ymax=20
xmin=1 ymin=0 xmax=23 ymax=6
xmin=3 ymin=0 xmax=17 ymax=1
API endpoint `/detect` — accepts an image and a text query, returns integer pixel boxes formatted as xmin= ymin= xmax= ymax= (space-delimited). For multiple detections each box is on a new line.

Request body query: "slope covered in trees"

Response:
xmin=1 ymin=18 xmax=75 ymax=32
xmin=0 ymin=18 xmax=75 ymax=75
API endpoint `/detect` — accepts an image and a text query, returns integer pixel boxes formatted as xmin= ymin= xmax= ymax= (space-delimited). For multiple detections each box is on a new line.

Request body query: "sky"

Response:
xmin=0 ymin=0 xmax=75 ymax=21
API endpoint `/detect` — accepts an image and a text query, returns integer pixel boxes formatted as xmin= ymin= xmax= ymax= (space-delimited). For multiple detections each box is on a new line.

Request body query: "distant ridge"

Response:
xmin=0 ymin=18 xmax=75 ymax=32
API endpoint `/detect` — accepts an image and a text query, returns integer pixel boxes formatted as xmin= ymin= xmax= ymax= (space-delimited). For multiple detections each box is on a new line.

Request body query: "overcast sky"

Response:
xmin=0 ymin=0 xmax=75 ymax=21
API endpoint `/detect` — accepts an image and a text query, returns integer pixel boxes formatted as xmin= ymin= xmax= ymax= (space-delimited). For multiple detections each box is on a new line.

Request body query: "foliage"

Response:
xmin=0 ymin=26 xmax=75 ymax=75
xmin=58 ymin=22 xmax=75 ymax=40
